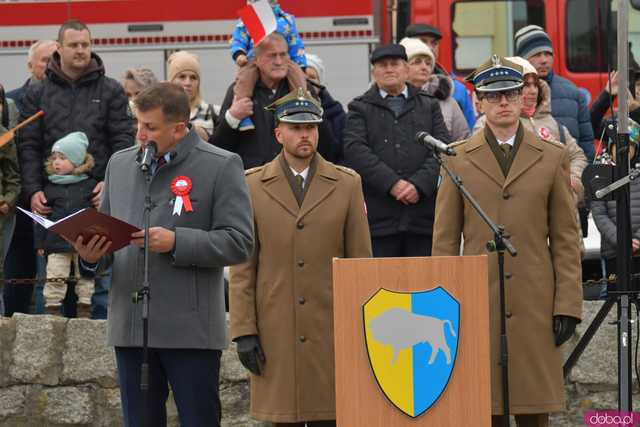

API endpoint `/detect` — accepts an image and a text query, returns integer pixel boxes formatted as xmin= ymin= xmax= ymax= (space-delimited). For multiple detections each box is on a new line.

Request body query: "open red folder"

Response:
xmin=19 ymin=207 xmax=140 ymax=254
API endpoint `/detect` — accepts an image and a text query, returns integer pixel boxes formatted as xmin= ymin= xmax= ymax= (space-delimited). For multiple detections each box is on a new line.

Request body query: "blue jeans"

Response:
xmin=91 ymin=266 xmax=111 ymax=319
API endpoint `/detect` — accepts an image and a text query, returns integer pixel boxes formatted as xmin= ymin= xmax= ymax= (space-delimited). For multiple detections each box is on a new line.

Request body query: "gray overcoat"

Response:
xmin=101 ymin=129 xmax=254 ymax=349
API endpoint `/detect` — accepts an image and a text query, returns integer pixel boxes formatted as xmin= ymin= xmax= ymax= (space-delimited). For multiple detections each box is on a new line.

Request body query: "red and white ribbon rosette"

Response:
xmin=171 ymin=176 xmax=193 ymax=216
xmin=538 ymin=126 xmax=552 ymax=140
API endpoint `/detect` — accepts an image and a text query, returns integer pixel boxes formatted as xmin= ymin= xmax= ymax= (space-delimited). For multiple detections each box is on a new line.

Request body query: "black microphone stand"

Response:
xmin=563 ymin=0 xmax=636 ymax=412
xmin=434 ymin=151 xmax=517 ymax=427
xmin=133 ymin=160 xmax=153 ymax=427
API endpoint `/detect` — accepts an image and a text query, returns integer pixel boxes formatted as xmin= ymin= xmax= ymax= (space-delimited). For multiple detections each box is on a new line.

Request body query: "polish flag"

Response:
xmin=238 ymin=0 xmax=278 ymax=46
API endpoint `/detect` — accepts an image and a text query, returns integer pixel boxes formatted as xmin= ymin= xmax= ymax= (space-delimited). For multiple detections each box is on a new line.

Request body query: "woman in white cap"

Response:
xmin=399 ymin=37 xmax=470 ymax=141
xmin=167 ymin=51 xmax=220 ymax=140
xmin=305 ymin=53 xmax=347 ymax=161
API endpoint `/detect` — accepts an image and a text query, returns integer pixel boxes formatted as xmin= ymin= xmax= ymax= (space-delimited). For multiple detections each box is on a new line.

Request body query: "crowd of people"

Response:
xmin=0 ymin=0 xmax=639 ymax=425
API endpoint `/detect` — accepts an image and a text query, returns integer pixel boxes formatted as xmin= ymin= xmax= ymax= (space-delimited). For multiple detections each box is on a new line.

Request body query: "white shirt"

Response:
xmin=290 ymin=166 xmax=310 ymax=189
xmin=497 ymin=135 xmax=516 ymax=147
xmin=379 ymin=85 xmax=409 ymax=99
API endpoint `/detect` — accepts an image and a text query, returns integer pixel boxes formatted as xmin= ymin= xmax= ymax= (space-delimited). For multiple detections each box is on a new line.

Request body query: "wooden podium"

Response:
xmin=333 ymin=256 xmax=491 ymax=426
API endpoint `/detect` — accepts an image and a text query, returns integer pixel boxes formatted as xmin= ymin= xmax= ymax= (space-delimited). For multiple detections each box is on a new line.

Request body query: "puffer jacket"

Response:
xmin=19 ymin=51 xmax=134 ymax=199
xmin=592 ymin=163 xmax=640 ymax=259
xmin=421 ymin=75 xmax=470 ymax=142
xmin=343 ymin=84 xmax=450 ymax=237
xmin=474 ymin=79 xmax=588 ymax=203
xmin=544 ymin=71 xmax=595 ymax=162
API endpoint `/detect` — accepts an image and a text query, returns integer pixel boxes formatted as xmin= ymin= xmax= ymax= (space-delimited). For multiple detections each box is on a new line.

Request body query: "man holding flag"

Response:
xmin=212 ymin=1 xmax=336 ymax=168
xmin=228 ymin=0 xmax=307 ymax=132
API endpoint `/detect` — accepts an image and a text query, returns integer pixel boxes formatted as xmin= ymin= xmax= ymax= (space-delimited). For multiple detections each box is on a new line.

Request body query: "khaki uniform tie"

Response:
xmin=500 ymin=143 xmax=512 ymax=157
xmin=295 ymin=174 xmax=305 ymax=193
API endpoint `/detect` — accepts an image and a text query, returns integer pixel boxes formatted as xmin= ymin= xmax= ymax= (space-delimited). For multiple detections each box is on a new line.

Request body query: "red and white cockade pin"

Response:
xmin=538 ymin=127 xmax=552 ymax=140
xmin=171 ymin=176 xmax=193 ymax=216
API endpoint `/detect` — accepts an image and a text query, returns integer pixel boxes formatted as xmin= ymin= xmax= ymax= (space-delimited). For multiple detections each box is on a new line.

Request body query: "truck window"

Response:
xmin=566 ymin=0 xmax=640 ymax=73
xmin=451 ymin=0 xmax=545 ymax=75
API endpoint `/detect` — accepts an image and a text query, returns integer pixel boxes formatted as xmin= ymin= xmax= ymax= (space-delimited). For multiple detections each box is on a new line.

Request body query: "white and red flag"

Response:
xmin=238 ymin=0 xmax=278 ymax=46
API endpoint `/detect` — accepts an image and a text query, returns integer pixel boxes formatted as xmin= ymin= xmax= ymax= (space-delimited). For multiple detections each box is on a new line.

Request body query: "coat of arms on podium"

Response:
xmin=363 ymin=287 xmax=460 ymax=418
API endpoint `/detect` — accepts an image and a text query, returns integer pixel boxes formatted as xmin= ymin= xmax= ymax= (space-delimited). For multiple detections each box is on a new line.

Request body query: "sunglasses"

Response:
xmin=479 ymin=88 xmax=522 ymax=103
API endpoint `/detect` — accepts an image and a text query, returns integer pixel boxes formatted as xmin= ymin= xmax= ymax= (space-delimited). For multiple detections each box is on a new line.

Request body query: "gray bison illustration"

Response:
xmin=368 ymin=307 xmax=456 ymax=365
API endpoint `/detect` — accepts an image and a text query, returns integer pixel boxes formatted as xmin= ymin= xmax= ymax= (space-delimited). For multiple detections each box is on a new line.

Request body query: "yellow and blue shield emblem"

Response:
xmin=363 ymin=287 xmax=460 ymax=418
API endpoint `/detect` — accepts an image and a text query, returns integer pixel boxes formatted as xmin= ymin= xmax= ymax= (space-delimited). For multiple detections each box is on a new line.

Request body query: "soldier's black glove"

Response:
xmin=235 ymin=335 xmax=265 ymax=375
xmin=553 ymin=315 xmax=579 ymax=346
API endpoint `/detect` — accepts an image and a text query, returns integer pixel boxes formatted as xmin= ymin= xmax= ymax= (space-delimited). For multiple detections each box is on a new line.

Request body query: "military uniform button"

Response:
xmin=297 ymin=222 xmax=304 ymax=229
xmin=505 ymin=272 xmax=513 ymax=279
xmin=502 ymin=192 xmax=511 ymax=200
xmin=297 ymin=259 xmax=305 ymax=267
xmin=298 ymin=297 xmax=306 ymax=305
xmin=506 ymin=311 xmax=513 ymax=319
xmin=299 ymin=336 xmax=306 ymax=342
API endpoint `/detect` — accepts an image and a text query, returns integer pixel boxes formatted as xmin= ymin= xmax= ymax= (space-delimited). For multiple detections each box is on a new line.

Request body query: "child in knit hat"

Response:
xmin=229 ymin=0 xmax=308 ymax=131
xmin=35 ymin=131 xmax=97 ymax=318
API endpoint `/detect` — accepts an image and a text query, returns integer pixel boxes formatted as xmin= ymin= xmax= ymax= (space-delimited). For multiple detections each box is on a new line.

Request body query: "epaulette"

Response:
xmin=335 ymin=165 xmax=357 ymax=176
xmin=244 ymin=166 xmax=263 ymax=176
xmin=541 ymin=137 xmax=564 ymax=149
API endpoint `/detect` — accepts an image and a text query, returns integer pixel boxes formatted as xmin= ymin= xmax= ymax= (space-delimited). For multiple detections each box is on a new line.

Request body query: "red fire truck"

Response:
xmin=0 ymin=0 xmax=378 ymax=106
xmin=0 ymin=0 xmax=638 ymax=105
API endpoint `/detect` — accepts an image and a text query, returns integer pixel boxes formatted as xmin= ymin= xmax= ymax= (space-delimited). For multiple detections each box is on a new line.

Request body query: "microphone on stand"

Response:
xmin=415 ymin=132 xmax=456 ymax=156
xmin=139 ymin=141 xmax=157 ymax=172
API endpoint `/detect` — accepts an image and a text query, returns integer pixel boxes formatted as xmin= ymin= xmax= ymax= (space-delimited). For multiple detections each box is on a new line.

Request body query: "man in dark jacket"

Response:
xmin=211 ymin=32 xmax=335 ymax=169
xmin=19 ymin=20 xmax=134 ymax=319
xmin=514 ymin=25 xmax=595 ymax=162
xmin=20 ymin=20 xmax=134 ymax=215
xmin=6 ymin=39 xmax=57 ymax=114
xmin=343 ymin=44 xmax=451 ymax=257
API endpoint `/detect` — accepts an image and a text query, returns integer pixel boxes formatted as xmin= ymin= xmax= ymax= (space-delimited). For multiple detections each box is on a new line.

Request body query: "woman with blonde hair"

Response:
xmin=167 ymin=50 xmax=220 ymax=140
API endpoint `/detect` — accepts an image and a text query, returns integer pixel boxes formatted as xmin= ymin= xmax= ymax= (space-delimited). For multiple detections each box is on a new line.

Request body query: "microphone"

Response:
xmin=139 ymin=141 xmax=157 ymax=172
xmin=415 ymin=132 xmax=456 ymax=156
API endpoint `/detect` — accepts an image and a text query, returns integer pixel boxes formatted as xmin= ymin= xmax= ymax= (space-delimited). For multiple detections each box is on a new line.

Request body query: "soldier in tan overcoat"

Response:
xmin=230 ymin=89 xmax=372 ymax=426
xmin=432 ymin=56 xmax=582 ymax=427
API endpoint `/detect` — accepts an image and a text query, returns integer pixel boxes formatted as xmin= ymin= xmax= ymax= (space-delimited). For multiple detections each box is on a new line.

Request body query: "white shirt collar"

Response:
xmin=379 ymin=85 xmax=409 ymax=99
xmin=497 ymin=135 xmax=516 ymax=147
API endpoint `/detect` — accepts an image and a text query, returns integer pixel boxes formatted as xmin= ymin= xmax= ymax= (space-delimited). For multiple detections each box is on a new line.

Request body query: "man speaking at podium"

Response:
xmin=432 ymin=56 xmax=582 ymax=427
xmin=72 ymin=82 xmax=254 ymax=426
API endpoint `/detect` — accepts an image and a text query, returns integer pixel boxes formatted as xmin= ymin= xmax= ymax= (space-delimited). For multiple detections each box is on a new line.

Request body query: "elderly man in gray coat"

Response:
xmin=73 ymin=82 xmax=254 ymax=427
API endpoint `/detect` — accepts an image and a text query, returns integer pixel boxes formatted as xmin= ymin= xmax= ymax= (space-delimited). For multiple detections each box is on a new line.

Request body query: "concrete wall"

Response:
xmin=0 ymin=303 xmax=636 ymax=426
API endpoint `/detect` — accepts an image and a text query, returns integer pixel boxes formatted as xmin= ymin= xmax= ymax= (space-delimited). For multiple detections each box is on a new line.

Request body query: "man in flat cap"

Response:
xmin=405 ymin=22 xmax=476 ymax=128
xmin=230 ymin=88 xmax=372 ymax=426
xmin=344 ymin=44 xmax=450 ymax=258
xmin=432 ymin=55 xmax=582 ymax=426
